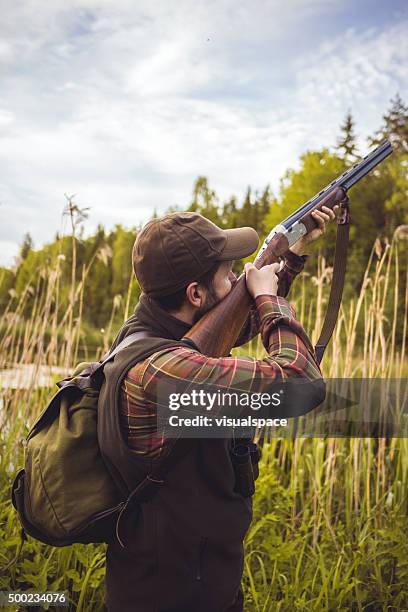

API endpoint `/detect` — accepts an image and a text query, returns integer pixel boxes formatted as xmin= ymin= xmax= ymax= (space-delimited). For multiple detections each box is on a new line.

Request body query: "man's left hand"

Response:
xmin=289 ymin=205 xmax=339 ymax=256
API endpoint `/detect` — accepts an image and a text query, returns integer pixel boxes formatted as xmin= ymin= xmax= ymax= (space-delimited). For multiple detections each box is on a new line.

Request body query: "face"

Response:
xmin=192 ymin=261 xmax=235 ymax=324
xmin=212 ymin=260 xmax=235 ymax=301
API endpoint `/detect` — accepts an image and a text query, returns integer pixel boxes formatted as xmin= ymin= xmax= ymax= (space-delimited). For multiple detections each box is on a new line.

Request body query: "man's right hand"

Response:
xmin=244 ymin=262 xmax=281 ymax=298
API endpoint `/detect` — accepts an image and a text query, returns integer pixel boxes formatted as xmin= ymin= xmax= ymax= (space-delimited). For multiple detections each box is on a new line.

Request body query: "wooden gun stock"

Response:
xmin=184 ymin=231 xmax=290 ymax=357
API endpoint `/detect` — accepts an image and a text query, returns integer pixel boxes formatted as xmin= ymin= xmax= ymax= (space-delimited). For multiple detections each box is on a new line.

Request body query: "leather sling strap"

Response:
xmin=314 ymin=197 xmax=351 ymax=365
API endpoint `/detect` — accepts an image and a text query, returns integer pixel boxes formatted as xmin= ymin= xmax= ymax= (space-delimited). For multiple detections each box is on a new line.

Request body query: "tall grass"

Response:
xmin=240 ymin=231 xmax=408 ymax=611
xmin=0 ymin=228 xmax=407 ymax=610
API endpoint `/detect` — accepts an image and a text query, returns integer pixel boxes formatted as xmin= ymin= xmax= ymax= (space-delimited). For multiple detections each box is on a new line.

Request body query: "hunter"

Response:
xmin=101 ymin=206 xmax=337 ymax=611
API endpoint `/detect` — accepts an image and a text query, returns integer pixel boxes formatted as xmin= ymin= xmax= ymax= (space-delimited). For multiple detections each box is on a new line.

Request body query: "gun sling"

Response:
xmin=314 ymin=196 xmax=351 ymax=365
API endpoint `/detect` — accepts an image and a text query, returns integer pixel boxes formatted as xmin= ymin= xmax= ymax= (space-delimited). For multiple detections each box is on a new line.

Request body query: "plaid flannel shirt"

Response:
xmin=120 ymin=251 xmax=322 ymax=457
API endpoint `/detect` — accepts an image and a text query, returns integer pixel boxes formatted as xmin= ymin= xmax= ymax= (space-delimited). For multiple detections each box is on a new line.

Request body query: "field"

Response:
xmin=0 ymin=231 xmax=407 ymax=611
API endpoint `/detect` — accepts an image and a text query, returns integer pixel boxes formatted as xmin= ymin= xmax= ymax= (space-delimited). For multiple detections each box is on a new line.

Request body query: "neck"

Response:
xmin=132 ymin=293 xmax=192 ymax=340
xmin=168 ymin=305 xmax=195 ymax=326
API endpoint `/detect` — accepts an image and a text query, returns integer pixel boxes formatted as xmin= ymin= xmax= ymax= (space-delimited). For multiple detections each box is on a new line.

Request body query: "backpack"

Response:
xmin=11 ymin=331 xmax=195 ymax=549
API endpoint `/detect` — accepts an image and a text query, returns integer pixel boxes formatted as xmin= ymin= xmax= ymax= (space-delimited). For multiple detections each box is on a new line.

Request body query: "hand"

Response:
xmin=244 ymin=262 xmax=281 ymax=299
xmin=290 ymin=205 xmax=339 ymax=256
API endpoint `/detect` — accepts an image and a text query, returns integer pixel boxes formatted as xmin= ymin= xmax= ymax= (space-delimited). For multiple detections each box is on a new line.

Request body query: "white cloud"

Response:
xmin=0 ymin=0 xmax=407 ymax=266
xmin=291 ymin=24 xmax=408 ymax=153
xmin=0 ymin=109 xmax=14 ymax=127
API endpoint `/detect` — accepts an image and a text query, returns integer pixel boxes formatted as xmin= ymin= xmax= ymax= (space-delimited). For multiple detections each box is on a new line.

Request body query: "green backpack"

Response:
xmin=11 ymin=332 xmax=194 ymax=549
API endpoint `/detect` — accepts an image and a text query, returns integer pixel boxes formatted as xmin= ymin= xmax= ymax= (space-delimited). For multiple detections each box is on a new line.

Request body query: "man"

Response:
xmin=103 ymin=206 xmax=337 ymax=612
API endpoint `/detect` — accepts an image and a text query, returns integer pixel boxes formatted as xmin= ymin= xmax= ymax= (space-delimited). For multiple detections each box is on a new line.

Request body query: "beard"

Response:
xmin=191 ymin=285 xmax=221 ymax=324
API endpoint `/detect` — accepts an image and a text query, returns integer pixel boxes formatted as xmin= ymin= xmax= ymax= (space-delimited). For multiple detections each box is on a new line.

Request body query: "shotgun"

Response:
xmin=184 ymin=140 xmax=393 ymax=357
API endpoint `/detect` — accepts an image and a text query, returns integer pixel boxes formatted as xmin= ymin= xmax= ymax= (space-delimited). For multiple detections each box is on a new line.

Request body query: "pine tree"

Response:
xmin=368 ymin=94 xmax=408 ymax=228
xmin=260 ymin=185 xmax=272 ymax=217
xmin=369 ymin=94 xmax=408 ymax=153
xmin=221 ymin=196 xmax=238 ymax=228
xmin=258 ymin=185 xmax=273 ymax=235
xmin=241 ymin=186 xmax=252 ymax=227
xmin=252 ymin=192 xmax=260 ymax=233
xmin=336 ymin=112 xmax=359 ymax=163
xmin=19 ymin=233 xmax=33 ymax=261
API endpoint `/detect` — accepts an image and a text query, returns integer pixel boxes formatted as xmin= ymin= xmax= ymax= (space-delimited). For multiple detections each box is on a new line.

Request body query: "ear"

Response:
xmin=185 ymin=282 xmax=204 ymax=308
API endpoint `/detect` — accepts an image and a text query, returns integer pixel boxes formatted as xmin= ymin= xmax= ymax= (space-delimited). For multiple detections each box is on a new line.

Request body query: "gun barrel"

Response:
xmin=281 ymin=140 xmax=393 ymax=229
xmin=341 ymin=140 xmax=392 ymax=190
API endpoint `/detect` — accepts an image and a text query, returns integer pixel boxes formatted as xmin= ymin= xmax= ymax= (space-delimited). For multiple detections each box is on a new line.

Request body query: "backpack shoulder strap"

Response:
xmin=57 ymin=331 xmax=157 ymax=391
xmin=106 ymin=332 xmax=199 ymax=548
xmin=100 ymin=330 xmax=155 ymax=367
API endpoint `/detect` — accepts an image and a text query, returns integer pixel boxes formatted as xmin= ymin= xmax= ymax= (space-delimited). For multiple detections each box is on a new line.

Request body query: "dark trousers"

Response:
xmin=227 ymin=587 xmax=244 ymax=612
xmin=105 ymin=563 xmax=243 ymax=612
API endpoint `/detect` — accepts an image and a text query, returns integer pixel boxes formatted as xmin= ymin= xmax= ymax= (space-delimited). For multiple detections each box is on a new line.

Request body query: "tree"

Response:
xmin=82 ymin=227 xmax=112 ymax=328
xmin=19 ymin=233 xmax=33 ymax=262
xmin=369 ymin=94 xmax=408 ymax=153
xmin=241 ymin=186 xmax=253 ymax=227
xmin=220 ymin=196 xmax=239 ymax=228
xmin=368 ymin=94 xmax=408 ymax=227
xmin=111 ymin=225 xmax=135 ymax=297
xmin=259 ymin=185 xmax=272 ymax=216
xmin=264 ymin=149 xmax=346 ymax=232
xmin=188 ymin=176 xmax=221 ymax=224
xmin=256 ymin=185 xmax=274 ymax=236
xmin=336 ymin=112 xmax=359 ymax=163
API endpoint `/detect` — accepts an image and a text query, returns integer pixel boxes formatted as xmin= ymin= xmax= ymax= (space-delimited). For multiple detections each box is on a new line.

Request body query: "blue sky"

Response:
xmin=0 ymin=0 xmax=407 ymax=266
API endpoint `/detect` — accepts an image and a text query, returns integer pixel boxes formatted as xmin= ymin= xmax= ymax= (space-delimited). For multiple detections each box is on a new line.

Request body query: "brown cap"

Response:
xmin=132 ymin=211 xmax=259 ymax=297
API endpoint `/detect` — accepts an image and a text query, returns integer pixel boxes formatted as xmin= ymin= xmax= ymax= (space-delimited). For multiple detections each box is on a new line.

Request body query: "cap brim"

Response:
xmin=217 ymin=227 xmax=259 ymax=261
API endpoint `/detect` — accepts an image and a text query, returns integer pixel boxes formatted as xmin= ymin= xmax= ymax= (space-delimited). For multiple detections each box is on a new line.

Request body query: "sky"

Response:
xmin=0 ymin=0 xmax=407 ymax=266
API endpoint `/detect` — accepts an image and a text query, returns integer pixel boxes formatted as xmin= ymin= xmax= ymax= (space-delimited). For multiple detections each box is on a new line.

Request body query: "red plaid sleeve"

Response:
xmin=120 ymin=293 xmax=321 ymax=457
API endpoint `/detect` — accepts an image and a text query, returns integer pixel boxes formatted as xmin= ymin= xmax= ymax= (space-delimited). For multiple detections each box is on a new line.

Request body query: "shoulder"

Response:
xmin=123 ymin=344 xmax=198 ymax=385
